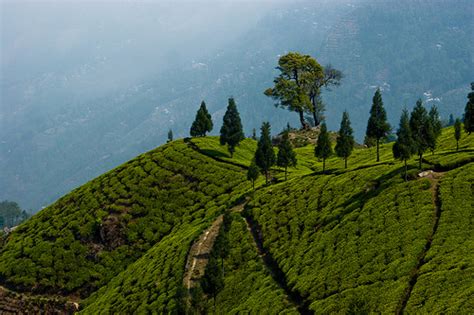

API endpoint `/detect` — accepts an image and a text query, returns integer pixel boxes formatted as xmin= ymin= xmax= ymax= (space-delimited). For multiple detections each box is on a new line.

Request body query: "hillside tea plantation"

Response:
xmin=0 ymin=127 xmax=472 ymax=313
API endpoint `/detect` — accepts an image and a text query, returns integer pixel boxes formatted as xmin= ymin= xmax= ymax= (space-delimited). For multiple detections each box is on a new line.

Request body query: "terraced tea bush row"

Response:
xmin=0 ymin=140 xmax=249 ymax=296
xmin=406 ymin=163 xmax=474 ymax=313
xmin=80 ymin=224 xmax=204 ymax=313
xmin=246 ymin=165 xmax=435 ymax=313
xmin=206 ymin=213 xmax=297 ymax=314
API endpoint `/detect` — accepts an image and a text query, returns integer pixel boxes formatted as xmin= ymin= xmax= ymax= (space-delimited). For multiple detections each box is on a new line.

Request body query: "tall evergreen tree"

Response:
xmin=464 ymin=82 xmax=474 ymax=134
xmin=277 ymin=130 xmax=297 ymax=180
xmin=220 ymin=98 xmax=244 ymax=157
xmin=454 ymin=118 xmax=462 ymax=151
xmin=393 ymin=109 xmax=416 ymax=181
xmin=315 ymin=122 xmax=332 ymax=172
xmin=247 ymin=160 xmax=260 ymax=190
xmin=335 ymin=111 xmax=355 ymax=168
xmin=366 ymin=88 xmax=391 ymax=162
xmin=409 ymin=99 xmax=433 ymax=170
xmin=428 ymin=105 xmax=442 ymax=154
xmin=167 ymin=129 xmax=173 ymax=143
xmin=200 ymin=254 xmax=224 ymax=309
xmin=190 ymin=101 xmax=213 ymax=137
xmin=255 ymin=122 xmax=276 ymax=184
xmin=448 ymin=114 xmax=455 ymax=127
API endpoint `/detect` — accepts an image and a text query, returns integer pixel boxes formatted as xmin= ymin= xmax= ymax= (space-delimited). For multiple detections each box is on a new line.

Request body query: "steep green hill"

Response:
xmin=0 ymin=126 xmax=472 ymax=313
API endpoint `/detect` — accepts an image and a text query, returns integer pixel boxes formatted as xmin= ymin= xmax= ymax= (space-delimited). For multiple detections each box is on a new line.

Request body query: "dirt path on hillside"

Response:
xmin=396 ymin=172 xmax=444 ymax=314
xmin=183 ymin=215 xmax=223 ymax=290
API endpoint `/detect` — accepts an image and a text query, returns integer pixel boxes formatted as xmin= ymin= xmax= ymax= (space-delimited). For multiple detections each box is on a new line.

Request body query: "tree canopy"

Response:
xmin=220 ymin=98 xmax=244 ymax=157
xmin=335 ymin=111 xmax=355 ymax=168
xmin=409 ymin=99 xmax=434 ymax=170
xmin=255 ymin=122 xmax=275 ymax=184
xmin=265 ymin=52 xmax=341 ymax=129
xmin=464 ymin=82 xmax=474 ymax=134
xmin=366 ymin=88 xmax=391 ymax=162
xmin=393 ymin=109 xmax=416 ymax=181
xmin=191 ymin=101 xmax=213 ymax=137
xmin=277 ymin=129 xmax=297 ymax=180
xmin=315 ymin=122 xmax=332 ymax=172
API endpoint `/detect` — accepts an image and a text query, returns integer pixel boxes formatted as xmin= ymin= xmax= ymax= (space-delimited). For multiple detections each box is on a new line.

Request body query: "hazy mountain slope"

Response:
xmin=2 ymin=0 xmax=472 ymax=212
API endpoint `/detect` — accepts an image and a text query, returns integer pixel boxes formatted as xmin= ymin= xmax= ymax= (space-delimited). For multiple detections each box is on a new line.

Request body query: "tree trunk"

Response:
xmin=456 ymin=140 xmax=459 ymax=151
xmin=404 ymin=159 xmax=407 ymax=182
xmin=376 ymin=138 xmax=380 ymax=162
xmin=344 ymin=157 xmax=348 ymax=169
xmin=298 ymin=110 xmax=309 ymax=130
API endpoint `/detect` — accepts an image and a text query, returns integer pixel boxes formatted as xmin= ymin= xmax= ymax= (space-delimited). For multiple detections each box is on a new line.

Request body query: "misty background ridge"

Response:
xmin=0 ymin=0 xmax=472 ymax=211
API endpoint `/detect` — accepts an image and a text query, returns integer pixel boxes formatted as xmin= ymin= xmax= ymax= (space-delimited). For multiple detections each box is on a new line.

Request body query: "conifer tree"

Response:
xmin=247 ymin=160 xmax=260 ymax=190
xmin=220 ymin=98 xmax=244 ymax=157
xmin=428 ymin=105 xmax=442 ymax=154
xmin=366 ymin=88 xmax=391 ymax=161
xmin=454 ymin=118 xmax=462 ymax=151
xmin=335 ymin=111 xmax=355 ymax=168
xmin=190 ymin=101 xmax=213 ymax=137
xmin=200 ymin=254 xmax=224 ymax=309
xmin=255 ymin=122 xmax=275 ymax=184
xmin=464 ymin=82 xmax=474 ymax=134
xmin=277 ymin=129 xmax=297 ymax=180
xmin=167 ymin=129 xmax=173 ymax=143
xmin=448 ymin=114 xmax=455 ymax=127
xmin=393 ymin=109 xmax=416 ymax=181
xmin=315 ymin=122 xmax=332 ymax=172
xmin=409 ymin=99 xmax=433 ymax=170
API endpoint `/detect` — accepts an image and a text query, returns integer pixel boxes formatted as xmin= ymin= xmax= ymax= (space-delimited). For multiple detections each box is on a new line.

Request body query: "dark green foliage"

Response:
xmin=190 ymin=101 xmax=213 ymax=137
xmin=264 ymin=52 xmax=323 ymax=129
xmin=220 ymin=98 xmax=244 ymax=157
xmin=206 ymin=214 xmax=297 ymax=313
xmin=428 ymin=105 xmax=442 ymax=153
xmin=366 ymin=88 xmax=391 ymax=162
xmin=252 ymin=128 xmax=257 ymax=140
xmin=0 ymin=200 xmax=29 ymax=228
xmin=448 ymin=114 xmax=455 ymax=127
xmin=393 ymin=109 xmax=416 ymax=181
xmin=406 ymin=164 xmax=474 ymax=312
xmin=201 ymin=253 xmax=224 ymax=306
xmin=255 ymin=122 xmax=275 ymax=184
xmin=335 ymin=111 xmax=355 ymax=168
xmin=277 ymin=130 xmax=297 ymax=180
xmin=167 ymin=129 xmax=173 ymax=143
xmin=315 ymin=122 xmax=332 ymax=172
xmin=0 ymin=141 xmax=249 ymax=296
xmin=410 ymin=99 xmax=434 ymax=169
xmin=454 ymin=118 xmax=462 ymax=151
xmin=464 ymin=82 xmax=474 ymax=134
xmin=81 ymin=225 xmax=202 ymax=313
xmin=247 ymin=160 xmax=260 ymax=189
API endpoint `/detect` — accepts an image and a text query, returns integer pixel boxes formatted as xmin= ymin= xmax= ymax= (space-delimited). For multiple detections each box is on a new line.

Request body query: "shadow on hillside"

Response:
xmin=433 ymin=148 xmax=474 ymax=156
xmin=200 ymin=149 xmax=229 ymax=159
xmin=319 ymin=166 xmax=408 ymax=229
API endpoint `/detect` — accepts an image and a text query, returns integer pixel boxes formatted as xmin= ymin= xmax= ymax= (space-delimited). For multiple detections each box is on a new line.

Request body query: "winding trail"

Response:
xmin=396 ymin=172 xmax=444 ymax=314
xmin=183 ymin=215 xmax=223 ymax=290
